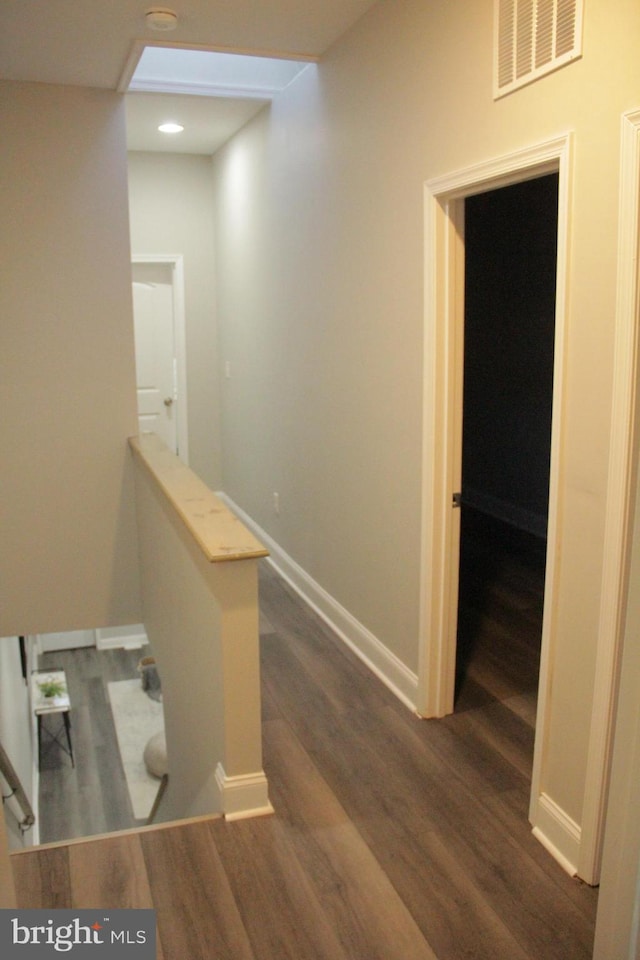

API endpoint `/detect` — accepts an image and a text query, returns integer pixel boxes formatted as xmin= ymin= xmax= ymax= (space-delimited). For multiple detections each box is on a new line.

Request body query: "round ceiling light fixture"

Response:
xmin=158 ymin=122 xmax=184 ymax=134
xmin=145 ymin=7 xmax=178 ymax=31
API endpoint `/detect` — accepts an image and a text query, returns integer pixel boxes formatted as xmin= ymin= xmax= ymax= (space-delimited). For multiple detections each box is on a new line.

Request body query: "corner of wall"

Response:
xmin=217 ymin=493 xmax=420 ymax=713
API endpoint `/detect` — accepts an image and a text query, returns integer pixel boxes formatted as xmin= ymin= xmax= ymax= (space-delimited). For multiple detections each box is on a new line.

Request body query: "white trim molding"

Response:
xmin=418 ymin=134 xmax=572 ymax=720
xmin=532 ymin=793 xmax=581 ymax=878
xmin=218 ymin=494 xmax=420 ymax=713
xmin=578 ymin=108 xmax=640 ymax=886
xmin=214 ymin=763 xmax=273 ymax=821
xmin=418 ymin=134 xmax=576 ymax=875
xmin=95 ymin=626 xmax=148 ymax=651
xmin=418 ymin=134 xmax=571 ymax=715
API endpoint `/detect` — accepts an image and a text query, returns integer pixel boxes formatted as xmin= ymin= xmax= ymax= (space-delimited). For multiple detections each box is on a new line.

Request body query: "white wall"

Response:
xmin=211 ymin=0 xmax=640 ymax=870
xmin=213 ymin=89 xmax=424 ymax=674
xmin=0 ymin=637 xmax=35 ymax=849
xmin=0 ymin=81 xmax=141 ymax=636
xmin=128 ymin=152 xmax=220 ymax=489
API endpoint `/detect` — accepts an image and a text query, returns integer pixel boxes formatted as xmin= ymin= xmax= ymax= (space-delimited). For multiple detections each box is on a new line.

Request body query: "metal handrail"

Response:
xmin=147 ymin=774 xmax=168 ymax=826
xmin=0 ymin=740 xmax=35 ymax=832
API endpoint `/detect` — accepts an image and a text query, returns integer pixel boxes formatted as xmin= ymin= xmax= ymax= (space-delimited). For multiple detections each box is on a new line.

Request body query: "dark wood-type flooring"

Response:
xmin=36 ymin=645 xmax=143 ymax=843
xmin=13 ymin=518 xmax=598 ymax=960
xmin=455 ymin=507 xmax=545 ymax=724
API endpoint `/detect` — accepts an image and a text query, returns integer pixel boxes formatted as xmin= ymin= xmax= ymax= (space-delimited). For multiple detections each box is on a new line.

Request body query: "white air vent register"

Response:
xmin=494 ymin=0 xmax=584 ymax=99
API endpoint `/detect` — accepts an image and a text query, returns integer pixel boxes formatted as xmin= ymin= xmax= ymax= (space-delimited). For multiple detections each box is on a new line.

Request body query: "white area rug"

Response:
xmin=108 ymin=678 xmax=165 ymax=820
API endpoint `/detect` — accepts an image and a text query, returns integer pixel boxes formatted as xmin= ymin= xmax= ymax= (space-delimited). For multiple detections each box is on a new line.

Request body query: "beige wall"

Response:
xmin=211 ymin=0 xmax=640 ymax=856
xmin=128 ymin=152 xmax=220 ymax=489
xmin=0 ymin=81 xmax=141 ymax=635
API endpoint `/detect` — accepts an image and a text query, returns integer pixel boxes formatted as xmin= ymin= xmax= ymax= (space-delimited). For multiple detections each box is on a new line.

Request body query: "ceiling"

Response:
xmin=124 ymin=92 xmax=269 ymax=155
xmin=1 ymin=0 xmax=378 ymax=155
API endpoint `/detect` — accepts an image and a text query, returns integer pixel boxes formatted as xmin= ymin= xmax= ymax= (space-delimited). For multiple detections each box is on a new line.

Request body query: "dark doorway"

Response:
xmin=455 ymin=174 xmax=559 ymax=747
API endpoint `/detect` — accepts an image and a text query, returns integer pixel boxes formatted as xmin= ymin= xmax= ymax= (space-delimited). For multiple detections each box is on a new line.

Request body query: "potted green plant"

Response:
xmin=38 ymin=677 xmax=66 ymax=699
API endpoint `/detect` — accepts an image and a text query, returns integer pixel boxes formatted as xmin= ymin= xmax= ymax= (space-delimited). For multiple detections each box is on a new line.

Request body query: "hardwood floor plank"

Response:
xmin=371 ymin=826 xmax=533 ymax=960
xmin=209 ymin=816 xmax=350 ymax=960
xmin=140 ymin=821 xmax=256 ymax=960
xmin=38 ymin=718 xmax=102 ymax=844
xmin=262 ymin=626 xmax=520 ymax=834
xmin=86 ymin=679 xmax=135 ymax=833
xmin=68 ymin=834 xmax=153 ymax=909
xmin=11 ymin=845 xmax=71 ymax=908
xmin=289 ymin=689 xmax=591 ymax=958
xmin=37 ymin=646 xmax=144 ymax=842
xmin=260 ymin=557 xmax=596 ymax=960
xmin=501 ymin=691 xmax=538 ymax=727
xmin=68 ymin=835 xmax=165 ymax=960
xmin=259 ymin=567 xmax=396 ymax=718
xmin=456 ymin=509 xmax=544 ymax=709
xmin=263 ymin=653 xmax=465 ymax=841
xmin=479 ymin=784 xmax=599 ymax=920
xmin=377 ymin=701 xmax=597 ymax=943
xmin=264 ymin=718 xmax=438 ymax=960
xmin=430 ymin=812 xmax=595 ymax=959
xmin=445 ymin=698 xmax=535 ymax=780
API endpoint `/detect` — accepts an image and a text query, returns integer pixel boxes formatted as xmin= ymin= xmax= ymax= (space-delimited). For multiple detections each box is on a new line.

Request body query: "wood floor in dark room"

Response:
xmin=16 ymin=538 xmax=597 ymax=960
xmin=455 ymin=507 xmax=546 ymax=729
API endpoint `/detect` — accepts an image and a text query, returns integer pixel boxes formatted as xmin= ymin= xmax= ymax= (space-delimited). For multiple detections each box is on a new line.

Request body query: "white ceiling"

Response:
xmin=1 ymin=0 xmax=378 ymax=155
xmin=125 ymin=91 xmax=269 ymax=155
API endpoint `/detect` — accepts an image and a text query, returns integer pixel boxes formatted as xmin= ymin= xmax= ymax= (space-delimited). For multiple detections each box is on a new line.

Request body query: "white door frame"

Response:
xmin=132 ymin=254 xmax=189 ymax=464
xmin=580 ymin=108 xmax=640 ymax=887
xmin=417 ymin=134 xmax=573 ymax=857
xmin=417 ymin=125 xmax=640 ymax=885
xmin=417 ymin=134 xmax=571 ymax=714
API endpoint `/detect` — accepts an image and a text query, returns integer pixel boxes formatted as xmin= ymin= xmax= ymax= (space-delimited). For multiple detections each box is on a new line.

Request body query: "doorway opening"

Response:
xmin=418 ymin=134 xmax=581 ymax=874
xmin=455 ymin=174 xmax=558 ymax=737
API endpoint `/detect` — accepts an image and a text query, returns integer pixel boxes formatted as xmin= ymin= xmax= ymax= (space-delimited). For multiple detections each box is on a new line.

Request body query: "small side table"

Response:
xmin=31 ymin=670 xmax=74 ymax=768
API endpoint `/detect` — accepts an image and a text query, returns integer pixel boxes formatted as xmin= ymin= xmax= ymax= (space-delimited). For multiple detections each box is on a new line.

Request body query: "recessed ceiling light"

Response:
xmin=158 ymin=122 xmax=184 ymax=134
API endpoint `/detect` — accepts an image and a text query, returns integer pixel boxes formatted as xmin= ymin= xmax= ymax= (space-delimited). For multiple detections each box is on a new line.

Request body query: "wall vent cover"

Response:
xmin=494 ymin=0 xmax=584 ymax=99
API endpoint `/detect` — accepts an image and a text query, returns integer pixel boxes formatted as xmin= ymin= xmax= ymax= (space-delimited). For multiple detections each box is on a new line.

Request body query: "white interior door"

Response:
xmin=132 ymin=275 xmax=177 ymax=453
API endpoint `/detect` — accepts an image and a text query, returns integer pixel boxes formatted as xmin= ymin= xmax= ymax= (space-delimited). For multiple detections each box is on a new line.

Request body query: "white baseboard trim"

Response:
xmin=214 ymin=763 xmax=274 ymax=821
xmin=531 ymin=792 xmax=581 ymax=877
xmin=95 ymin=627 xmax=148 ymax=651
xmin=217 ymin=494 xmax=419 ymax=713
